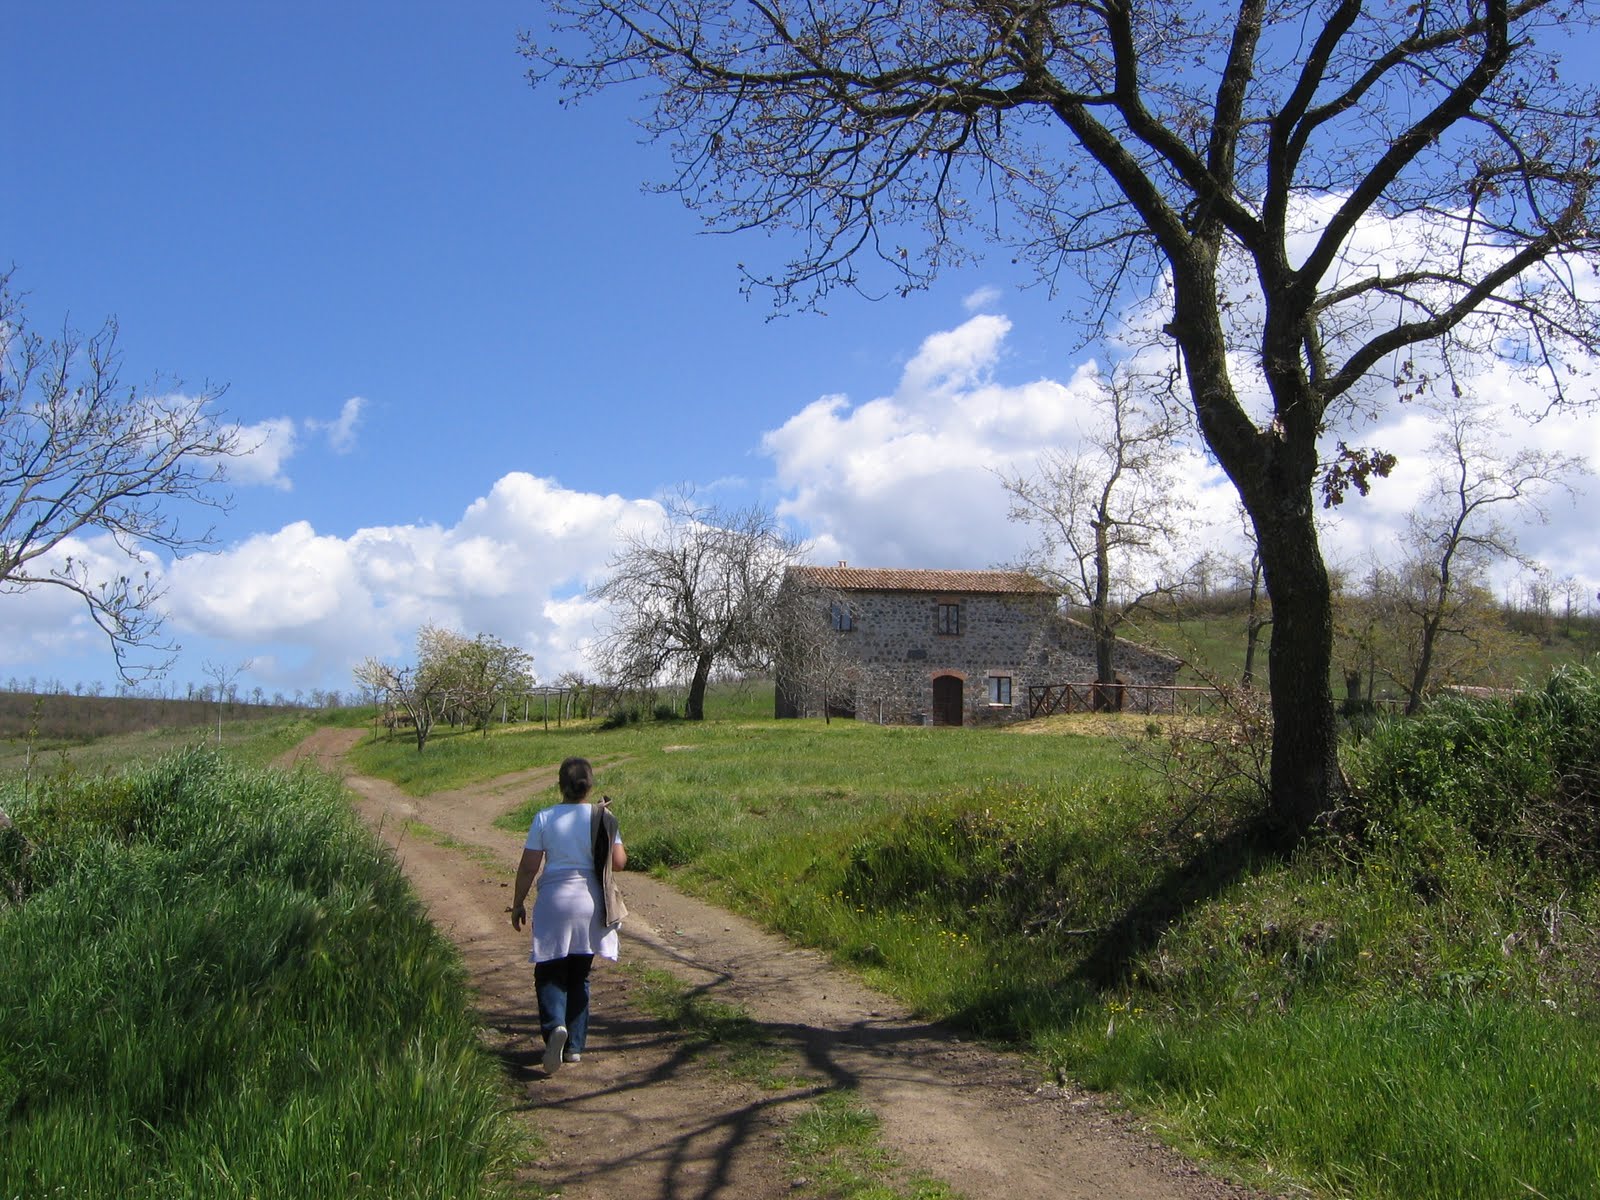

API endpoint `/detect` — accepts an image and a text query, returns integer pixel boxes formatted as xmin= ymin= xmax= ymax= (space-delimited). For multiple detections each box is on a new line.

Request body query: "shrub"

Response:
xmin=1347 ymin=662 xmax=1600 ymax=877
xmin=598 ymin=706 xmax=642 ymax=730
xmin=1120 ymin=683 xmax=1272 ymax=848
xmin=839 ymin=783 xmax=1154 ymax=955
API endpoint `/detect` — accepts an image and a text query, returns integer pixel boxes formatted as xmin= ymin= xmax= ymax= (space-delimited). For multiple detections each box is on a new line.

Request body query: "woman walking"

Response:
xmin=510 ymin=756 xmax=626 ymax=1074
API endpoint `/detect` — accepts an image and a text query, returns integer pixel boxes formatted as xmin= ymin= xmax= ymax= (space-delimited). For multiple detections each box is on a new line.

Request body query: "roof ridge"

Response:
xmin=785 ymin=565 xmax=1053 ymax=594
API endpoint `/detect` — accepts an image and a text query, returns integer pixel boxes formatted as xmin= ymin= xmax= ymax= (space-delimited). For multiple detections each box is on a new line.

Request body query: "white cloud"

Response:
xmin=156 ymin=473 xmax=666 ymax=687
xmin=229 ymin=417 xmax=297 ymax=490
xmin=764 ymin=296 xmax=1600 ymax=617
xmin=166 ymin=521 xmax=371 ymax=640
xmin=963 ymin=284 xmax=1003 ymax=312
xmin=761 ymin=313 xmax=1226 ymax=571
xmin=1311 ymin=359 xmax=1599 ymax=592
xmin=306 ymin=396 xmax=366 ymax=454
xmin=224 ymin=398 xmax=368 ymax=492
xmin=0 ymin=533 xmax=171 ymax=681
xmin=8 ymin=250 xmax=1598 ymax=698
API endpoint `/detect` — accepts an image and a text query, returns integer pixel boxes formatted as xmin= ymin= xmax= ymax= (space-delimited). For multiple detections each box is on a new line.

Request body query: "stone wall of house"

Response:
xmin=777 ymin=586 xmax=1179 ymax=725
xmin=840 ymin=589 xmax=1057 ymax=724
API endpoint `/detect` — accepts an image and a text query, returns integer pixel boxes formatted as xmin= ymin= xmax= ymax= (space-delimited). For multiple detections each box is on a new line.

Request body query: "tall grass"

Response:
xmin=1059 ymin=998 xmax=1600 ymax=1199
xmin=0 ymin=748 xmax=514 ymax=1199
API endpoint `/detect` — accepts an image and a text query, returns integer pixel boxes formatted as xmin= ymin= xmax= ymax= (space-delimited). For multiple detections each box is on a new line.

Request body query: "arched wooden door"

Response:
xmin=931 ymin=675 xmax=964 ymax=726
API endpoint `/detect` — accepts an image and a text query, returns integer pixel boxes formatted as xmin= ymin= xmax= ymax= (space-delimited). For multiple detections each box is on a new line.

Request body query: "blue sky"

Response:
xmin=5 ymin=2 xmax=1598 ymax=700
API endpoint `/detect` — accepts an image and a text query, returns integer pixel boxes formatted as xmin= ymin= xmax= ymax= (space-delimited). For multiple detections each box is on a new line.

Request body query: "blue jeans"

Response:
xmin=534 ymin=954 xmax=594 ymax=1051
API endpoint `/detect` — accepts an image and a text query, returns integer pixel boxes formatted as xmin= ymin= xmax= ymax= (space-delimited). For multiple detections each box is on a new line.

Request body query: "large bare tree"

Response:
xmin=591 ymin=495 xmax=807 ymax=720
xmin=526 ymin=1 xmax=1600 ymax=837
xmin=999 ymin=368 xmax=1191 ymax=698
xmin=1 ymin=271 xmax=239 ymax=678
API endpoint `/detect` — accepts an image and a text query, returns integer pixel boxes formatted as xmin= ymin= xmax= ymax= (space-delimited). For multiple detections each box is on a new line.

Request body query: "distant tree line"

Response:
xmin=0 ymin=690 xmax=310 ymax=742
xmin=0 ymin=676 xmax=354 ymax=710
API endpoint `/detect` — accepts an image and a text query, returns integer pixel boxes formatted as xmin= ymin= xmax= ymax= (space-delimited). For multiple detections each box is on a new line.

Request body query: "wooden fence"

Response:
xmin=1028 ymin=681 xmax=1227 ymax=718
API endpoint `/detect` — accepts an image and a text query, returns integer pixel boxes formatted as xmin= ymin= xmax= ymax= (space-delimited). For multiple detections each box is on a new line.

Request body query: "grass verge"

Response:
xmin=0 ymin=746 xmax=516 ymax=1200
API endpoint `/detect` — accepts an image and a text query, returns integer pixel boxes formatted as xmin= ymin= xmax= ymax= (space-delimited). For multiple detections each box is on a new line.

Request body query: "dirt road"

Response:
xmin=278 ymin=728 xmax=1268 ymax=1200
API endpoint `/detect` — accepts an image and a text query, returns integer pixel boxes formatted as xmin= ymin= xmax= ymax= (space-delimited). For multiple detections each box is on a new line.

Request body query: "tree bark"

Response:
xmin=1242 ymin=553 xmax=1266 ymax=688
xmin=1406 ymin=614 xmax=1444 ymax=717
xmin=1094 ymin=626 xmax=1116 ymax=700
xmin=1254 ymin=503 xmax=1343 ymax=841
xmin=685 ymin=651 xmax=714 ymax=721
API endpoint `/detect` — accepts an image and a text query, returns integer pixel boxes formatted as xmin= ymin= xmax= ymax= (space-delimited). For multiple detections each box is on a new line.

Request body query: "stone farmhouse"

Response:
xmin=774 ymin=565 xmax=1180 ymax=726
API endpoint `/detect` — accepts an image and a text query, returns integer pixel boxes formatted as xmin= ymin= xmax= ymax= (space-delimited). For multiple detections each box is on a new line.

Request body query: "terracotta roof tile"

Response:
xmin=785 ymin=566 xmax=1054 ymax=595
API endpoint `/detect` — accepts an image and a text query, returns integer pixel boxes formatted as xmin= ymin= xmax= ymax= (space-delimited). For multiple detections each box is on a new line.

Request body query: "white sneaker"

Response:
xmin=563 ymin=1050 xmax=582 ymax=1063
xmin=543 ymin=1026 xmax=567 ymax=1075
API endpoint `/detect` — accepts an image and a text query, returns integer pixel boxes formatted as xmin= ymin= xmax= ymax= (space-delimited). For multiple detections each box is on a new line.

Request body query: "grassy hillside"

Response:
xmin=1123 ymin=598 xmax=1600 ymax=695
xmin=11 ymin=669 xmax=1600 ymax=1198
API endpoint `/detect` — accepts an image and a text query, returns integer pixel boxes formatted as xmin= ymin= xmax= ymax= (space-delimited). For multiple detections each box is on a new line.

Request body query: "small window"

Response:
xmin=936 ymin=602 xmax=962 ymax=636
xmin=830 ymin=601 xmax=854 ymax=632
xmin=988 ymin=676 xmax=1012 ymax=706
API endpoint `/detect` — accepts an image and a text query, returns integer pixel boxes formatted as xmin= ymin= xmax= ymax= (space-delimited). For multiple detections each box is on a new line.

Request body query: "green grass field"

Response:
xmin=1131 ymin=603 xmax=1600 ymax=697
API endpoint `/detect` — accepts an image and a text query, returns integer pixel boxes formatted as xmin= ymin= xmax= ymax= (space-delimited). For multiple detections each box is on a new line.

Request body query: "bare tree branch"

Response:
xmin=998 ymin=365 xmax=1194 ymax=692
xmin=1 ymin=270 xmax=240 ymax=679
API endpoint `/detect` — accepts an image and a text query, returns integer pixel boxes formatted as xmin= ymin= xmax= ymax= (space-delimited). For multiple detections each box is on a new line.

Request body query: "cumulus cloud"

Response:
xmin=141 ymin=296 xmax=1585 ymax=699
xmin=0 ymin=532 xmax=175 ymax=684
xmin=9 ymin=236 xmax=1598 ymax=698
xmin=223 ymin=398 xmax=368 ymax=492
xmin=0 ymin=533 xmax=167 ymax=672
xmin=763 ymin=297 xmax=1598 ymax=618
xmin=159 ymin=473 xmax=666 ymax=688
xmin=763 ymin=312 xmax=1238 ymax=572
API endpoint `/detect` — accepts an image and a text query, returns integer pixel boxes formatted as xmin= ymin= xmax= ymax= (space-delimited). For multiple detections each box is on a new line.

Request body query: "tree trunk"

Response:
xmin=1254 ymin=505 xmax=1343 ymax=840
xmin=1344 ymin=669 xmax=1363 ymax=711
xmin=685 ymin=651 xmax=714 ymax=721
xmin=1406 ymin=614 xmax=1442 ymax=716
xmin=1242 ymin=557 xmax=1265 ymax=687
xmin=1094 ymin=623 xmax=1116 ymax=704
xmin=1092 ymin=517 xmax=1114 ymax=690
xmin=1171 ymin=243 xmax=1342 ymax=839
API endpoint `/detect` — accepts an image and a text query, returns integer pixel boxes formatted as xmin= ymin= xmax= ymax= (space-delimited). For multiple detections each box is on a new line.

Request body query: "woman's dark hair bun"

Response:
xmin=558 ymin=756 xmax=594 ymax=801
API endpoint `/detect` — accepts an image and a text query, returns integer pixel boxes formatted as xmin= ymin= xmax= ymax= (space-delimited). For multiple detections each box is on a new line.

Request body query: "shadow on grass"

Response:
xmin=1071 ymin=814 xmax=1293 ymax=990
